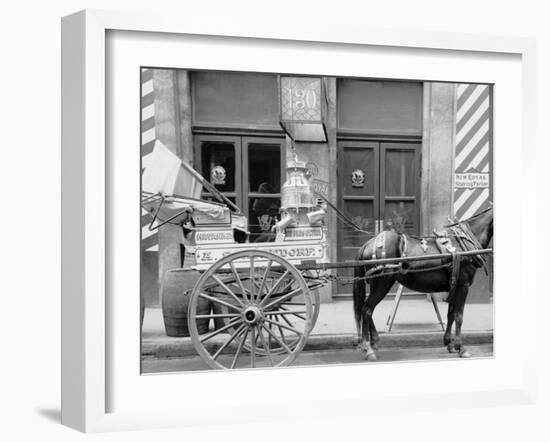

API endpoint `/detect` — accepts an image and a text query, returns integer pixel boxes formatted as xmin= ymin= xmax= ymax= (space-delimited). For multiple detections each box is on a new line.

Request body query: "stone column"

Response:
xmin=153 ymin=70 xmax=184 ymax=291
xmin=421 ymin=83 xmax=455 ymax=235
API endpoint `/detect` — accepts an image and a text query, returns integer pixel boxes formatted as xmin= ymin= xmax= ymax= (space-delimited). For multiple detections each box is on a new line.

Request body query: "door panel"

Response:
xmin=380 ymin=143 xmax=420 ymax=234
xmin=383 ymin=149 xmax=416 ymax=196
xmin=342 ymin=147 xmax=377 ymax=195
xmin=342 ymin=200 xmax=375 ymax=248
xmin=337 ymin=141 xmax=379 ymax=294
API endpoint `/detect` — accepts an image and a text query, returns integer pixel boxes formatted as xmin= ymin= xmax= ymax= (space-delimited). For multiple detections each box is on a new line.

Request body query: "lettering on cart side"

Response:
xmin=195 ymin=246 xmax=321 ymax=264
xmin=195 ymin=231 xmax=234 ymax=242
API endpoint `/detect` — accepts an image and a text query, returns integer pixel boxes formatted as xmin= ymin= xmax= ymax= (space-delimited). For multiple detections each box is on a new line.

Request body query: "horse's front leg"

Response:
xmin=444 ymin=303 xmax=455 ymax=353
xmin=369 ymin=318 xmax=380 ymax=350
xmin=453 ymin=286 xmax=471 ymax=358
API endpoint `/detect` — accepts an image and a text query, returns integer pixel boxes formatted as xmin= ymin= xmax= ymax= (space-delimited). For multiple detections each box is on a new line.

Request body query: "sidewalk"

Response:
xmin=142 ymin=298 xmax=493 ymax=359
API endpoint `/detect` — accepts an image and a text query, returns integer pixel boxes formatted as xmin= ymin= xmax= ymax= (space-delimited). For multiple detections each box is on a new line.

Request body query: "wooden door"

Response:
xmin=337 ymin=141 xmax=420 ymax=295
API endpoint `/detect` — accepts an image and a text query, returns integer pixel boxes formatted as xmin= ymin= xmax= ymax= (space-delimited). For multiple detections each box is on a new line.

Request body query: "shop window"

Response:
xmin=195 ymin=135 xmax=285 ymax=242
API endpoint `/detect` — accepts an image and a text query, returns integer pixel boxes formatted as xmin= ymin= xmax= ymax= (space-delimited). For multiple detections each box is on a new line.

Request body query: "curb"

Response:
xmin=142 ymin=330 xmax=493 ymax=360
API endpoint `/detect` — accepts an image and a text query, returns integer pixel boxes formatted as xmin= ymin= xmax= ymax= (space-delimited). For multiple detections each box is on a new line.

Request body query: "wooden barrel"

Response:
xmin=161 ymin=269 xmax=210 ymax=337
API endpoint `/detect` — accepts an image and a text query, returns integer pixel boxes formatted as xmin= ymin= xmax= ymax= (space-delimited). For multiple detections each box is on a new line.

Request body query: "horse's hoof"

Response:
xmin=459 ymin=349 xmax=472 ymax=358
xmin=447 ymin=344 xmax=456 ymax=353
xmin=365 ymin=352 xmax=377 ymax=361
xmin=371 ymin=342 xmax=379 ymax=351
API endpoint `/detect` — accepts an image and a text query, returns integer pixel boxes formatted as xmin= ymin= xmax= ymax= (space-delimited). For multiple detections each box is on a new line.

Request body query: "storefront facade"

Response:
xmin=141 ymin=69 xmax=493 ymax=306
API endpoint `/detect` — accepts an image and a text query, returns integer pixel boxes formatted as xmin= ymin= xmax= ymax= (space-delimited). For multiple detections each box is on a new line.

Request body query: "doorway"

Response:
xmin=337 ymin=140 xmax=421 ymax=295
xmin=194 ymin=134 xmax=285 ymax=242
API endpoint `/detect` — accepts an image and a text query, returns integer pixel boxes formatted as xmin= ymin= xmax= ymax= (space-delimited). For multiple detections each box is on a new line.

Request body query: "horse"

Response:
xmin=352 ymin=206 xmax=493 ymax=361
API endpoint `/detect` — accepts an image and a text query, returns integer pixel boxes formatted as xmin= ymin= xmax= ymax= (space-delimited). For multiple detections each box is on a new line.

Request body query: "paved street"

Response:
xmin=142 ymin=343 xmax=493 ymax=373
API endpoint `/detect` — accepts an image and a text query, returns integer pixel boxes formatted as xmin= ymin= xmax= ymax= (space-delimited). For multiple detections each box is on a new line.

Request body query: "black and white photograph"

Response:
xmin=2 ymin=0 xmax=547 ymax=439
xmin=140 ymin=69 xmax=494 ymax=372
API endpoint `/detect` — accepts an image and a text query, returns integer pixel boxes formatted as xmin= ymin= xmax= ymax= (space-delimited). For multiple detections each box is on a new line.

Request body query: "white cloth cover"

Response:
xmin=142 ymin=140 xmax=202 ymax=198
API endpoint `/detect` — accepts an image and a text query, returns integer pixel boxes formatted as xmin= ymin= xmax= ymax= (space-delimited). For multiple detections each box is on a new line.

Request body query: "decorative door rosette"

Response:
xmin=351 ymin=169 xmax=365 ymax=188
xmin=210 ymin=165 xmax=226 ymax=185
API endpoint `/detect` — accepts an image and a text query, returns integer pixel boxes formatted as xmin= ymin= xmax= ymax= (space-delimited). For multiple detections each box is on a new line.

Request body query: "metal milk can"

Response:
xmin=276 ymin=157 xmax=317 ymax=230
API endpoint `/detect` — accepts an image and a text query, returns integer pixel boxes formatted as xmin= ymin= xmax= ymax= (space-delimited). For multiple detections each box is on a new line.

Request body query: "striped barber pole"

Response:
xmin=453 ymin=83 xmax=492 ymax=221
xmin=141 ymin=68 xmax=158 ymax=252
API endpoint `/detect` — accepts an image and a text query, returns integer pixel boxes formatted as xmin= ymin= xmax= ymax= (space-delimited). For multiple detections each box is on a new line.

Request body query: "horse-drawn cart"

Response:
xmin=142 ymin=143 xmax=493 ymax=370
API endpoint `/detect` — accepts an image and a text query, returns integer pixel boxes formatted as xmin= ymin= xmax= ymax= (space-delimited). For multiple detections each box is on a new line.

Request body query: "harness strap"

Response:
xmin=447 ymin=252 xmax=461 ymax=302
xmin=433 ymin=234 xmax=461 ymax=301
xmin=451 ymin=223 xmax=488 ymax=274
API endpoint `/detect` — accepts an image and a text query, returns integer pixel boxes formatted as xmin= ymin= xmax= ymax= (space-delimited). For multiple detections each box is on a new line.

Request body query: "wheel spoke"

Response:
xmin=256 ymin=260 xmax=272 ymax=303
xmin=200 ymin=317 xmax=243 ymax=343
xmin=195 ymin=313 xmax=241 ymax=319
xmin=264 ymin=317 xmax=303 ymax=336
xmin=279 ymin=306 xmax=307 ymax=321
xmin=264 ymin=310 xmax=307 ymax=316
xmin=199 ymin=292 xmax=242 ymax=312
xmin=230 ymin=262 xmax=249 ymax=303
xmin=256 ymin=325 xmax=274 ymax=365
xmin=261 ymin=323 xmax=292 ymax=354
xmin=278 ymin=310 xmax=297 ymax=328
xmin=272 ymin=314 xmax=288 ymax=347
xmin=211 ymin=274 xmax=246 ymax=308
xmin=212 ymin=324 xmax=247 ymax=360
xmin=250 ymin=325 xmax=256 ymax=368
xmin=263 ymin=287 xmax=303 ymax=310
xmin=259 ymin=270 xmax=290 ymax=307
xmin=278 ymin=280 xmax=295 ymax=295
xmin=200 ymin=276 xmax=238 ymax=291
xmin=249 ymin=256 xmax=256 ymax=302
xmin=230 ymin=327 xmax=249 ymax=369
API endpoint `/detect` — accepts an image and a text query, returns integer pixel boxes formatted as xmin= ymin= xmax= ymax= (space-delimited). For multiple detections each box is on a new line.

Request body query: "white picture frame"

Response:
xmin=61 ymin=9 xmax=537 ymax=433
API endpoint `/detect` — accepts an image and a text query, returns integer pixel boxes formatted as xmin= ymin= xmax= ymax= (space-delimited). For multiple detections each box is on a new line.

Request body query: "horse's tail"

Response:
xmin=352 ymin=242 xmax=370 ymax=336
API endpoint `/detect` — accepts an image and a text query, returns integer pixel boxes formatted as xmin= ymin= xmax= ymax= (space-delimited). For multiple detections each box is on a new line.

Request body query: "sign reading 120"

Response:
xmin=281 ymin=77 xmax=322 ymax=120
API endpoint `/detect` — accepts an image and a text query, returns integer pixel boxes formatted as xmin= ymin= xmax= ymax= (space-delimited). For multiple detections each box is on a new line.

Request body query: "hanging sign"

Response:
xmin=454 ymin=173 xmax=489 ymax=189
xmin=279 ymin=76 xmax=328 ymax=142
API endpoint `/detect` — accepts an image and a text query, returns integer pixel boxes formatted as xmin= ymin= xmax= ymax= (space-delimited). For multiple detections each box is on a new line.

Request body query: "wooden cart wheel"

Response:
xmin=187 ymin=250 xmax=314 ymax=370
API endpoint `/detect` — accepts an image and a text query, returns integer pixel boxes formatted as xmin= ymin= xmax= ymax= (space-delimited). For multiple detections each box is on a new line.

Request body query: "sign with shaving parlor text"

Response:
xmin=454 ymin=173 xmax=489 ymax=189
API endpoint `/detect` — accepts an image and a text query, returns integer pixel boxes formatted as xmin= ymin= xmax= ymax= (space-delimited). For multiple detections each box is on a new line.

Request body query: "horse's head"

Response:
xmin=466 ymin=204 xmax=493 ymax=249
